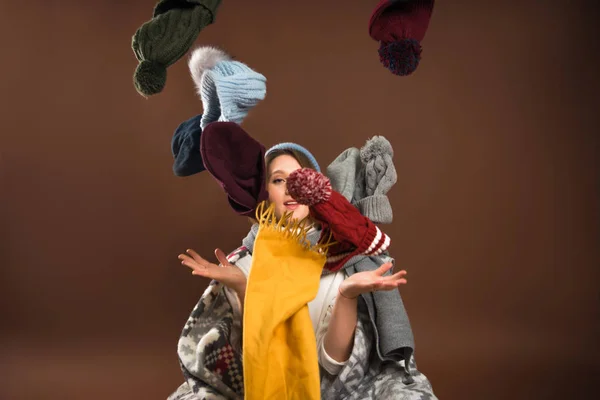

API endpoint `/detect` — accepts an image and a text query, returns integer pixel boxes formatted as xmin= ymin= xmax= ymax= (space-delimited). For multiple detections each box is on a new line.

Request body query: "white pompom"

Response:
xmin=188 ymin=46 xmax=231 ymax=89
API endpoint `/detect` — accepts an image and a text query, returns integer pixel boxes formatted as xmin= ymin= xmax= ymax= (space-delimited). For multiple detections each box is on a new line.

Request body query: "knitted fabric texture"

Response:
xmin=326 ymin=136 xmax=397 ymax=224
xmin=287 ymin=168 xmax=391 ymax=271
xmin=326 ymin=147 xmax=361 ymax=203
xmin=265 ymin=142 xmax=321 ymax=172
xmin=188 ymin=46 xmax=267 ymax=130
xmin=171 ymin=114 xmax=205 ymax=177
xmin=243 ymin=202 xmax=327 ymax=400
xmin=169 ymin=249 xmax=431 ymax=400
xmin=354 ymin=135 xmax=397 ymax=224
xmin=368 ymin=0 xmax=435 ymax=76
xmin=131 ymin=0 xmax=222 ymax=96
xmin=200 ymin=122 xmax=268 ymax=217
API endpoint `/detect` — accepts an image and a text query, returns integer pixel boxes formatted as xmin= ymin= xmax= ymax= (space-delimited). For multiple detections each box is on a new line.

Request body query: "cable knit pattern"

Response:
xmin=196 ymin=60 xmax=267 ymax=130
xmin=131 ymin=0 xmax=223 ymax=96
xmin=286 ymin=168 xmax=390 ymax=271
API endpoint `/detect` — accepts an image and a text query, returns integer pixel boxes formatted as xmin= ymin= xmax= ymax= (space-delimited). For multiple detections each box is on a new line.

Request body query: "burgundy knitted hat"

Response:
xmin=369 ymin=0 xmax=435 ymax=76
xmin=200 ymin=122 xmax=269 ymax=217
xmin=287 ymin=168 xmax=390 ymax=271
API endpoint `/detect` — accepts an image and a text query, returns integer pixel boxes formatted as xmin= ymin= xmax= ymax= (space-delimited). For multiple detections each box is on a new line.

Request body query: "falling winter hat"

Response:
xmin=369 ymin=0 xmax=435 ymax=76
xmin=354 ymin=136 xmax=397 ymax=224
xmin=131 ymin=0 xmax=222 ymax=97
xmin=326 ymin=136 xmax=397 ymax=224
xmin=169 ymin=47 xmax=265 ymax=177
xmin=171 ymin=114 xmax=205 ymax=177
xmin=153 ymin=0 xmax=203 ymax=16
xmin=265 ymin=142 xmax=321 ymax=173
xmin=200 ymin=122 xmax=268 ymax=217
xmin=189 ymin=47 xmax=267 ymax=130
xmin=287 ymin=168 xmax=391 ymax=272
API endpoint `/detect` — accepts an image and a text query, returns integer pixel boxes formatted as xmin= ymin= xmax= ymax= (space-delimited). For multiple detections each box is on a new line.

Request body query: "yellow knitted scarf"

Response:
xmin=243 ymin=201 xmax=334 ymax=399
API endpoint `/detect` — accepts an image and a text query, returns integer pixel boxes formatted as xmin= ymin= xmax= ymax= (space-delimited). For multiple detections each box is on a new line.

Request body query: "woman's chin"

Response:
xmin=291 ymin=207 xmax=309 ymax=221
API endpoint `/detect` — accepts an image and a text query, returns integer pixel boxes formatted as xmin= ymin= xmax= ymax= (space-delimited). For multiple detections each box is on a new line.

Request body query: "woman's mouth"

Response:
xmin=284 ymin=201 xmax=299 ymax=210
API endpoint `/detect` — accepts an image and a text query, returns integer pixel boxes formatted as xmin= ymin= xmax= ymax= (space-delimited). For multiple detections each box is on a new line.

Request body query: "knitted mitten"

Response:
xmin=287 ymin=168 xmax=390 ymax=271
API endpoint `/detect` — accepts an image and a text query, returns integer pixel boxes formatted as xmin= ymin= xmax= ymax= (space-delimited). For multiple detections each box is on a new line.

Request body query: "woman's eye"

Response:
xmin=272 ymin=178 xmax=284 ymax=184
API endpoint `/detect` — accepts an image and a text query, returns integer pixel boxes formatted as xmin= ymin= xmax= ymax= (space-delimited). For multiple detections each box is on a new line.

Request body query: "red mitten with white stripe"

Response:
xmin=287 ymin=168 xmax=390 ymax=271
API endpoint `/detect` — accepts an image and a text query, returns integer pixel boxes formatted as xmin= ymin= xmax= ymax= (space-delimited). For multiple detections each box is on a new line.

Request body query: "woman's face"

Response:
xmin=267 ymin=154 xmax=310 ymax=220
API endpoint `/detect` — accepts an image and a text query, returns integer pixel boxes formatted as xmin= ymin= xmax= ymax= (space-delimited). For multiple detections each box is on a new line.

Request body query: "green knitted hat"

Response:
xmin=131 ymin=0 xmax=222 ymax=97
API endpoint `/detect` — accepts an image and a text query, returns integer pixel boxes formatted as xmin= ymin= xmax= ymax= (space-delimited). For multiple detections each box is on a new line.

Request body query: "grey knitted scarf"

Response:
xmin=241 ymin=223 xmax=323 ymax=254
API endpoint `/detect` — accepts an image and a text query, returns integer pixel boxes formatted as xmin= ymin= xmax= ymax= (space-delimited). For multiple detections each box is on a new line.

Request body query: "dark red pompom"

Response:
xmin=286 ymin=168 xmax=332 ymax=206
xmin=378 ymin=39 xmax=422 ymax=76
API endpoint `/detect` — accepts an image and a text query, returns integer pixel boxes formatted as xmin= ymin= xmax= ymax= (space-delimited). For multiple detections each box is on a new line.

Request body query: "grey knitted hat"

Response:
xmin=326 ymin=136 xmax=396 ymax=224
xmin=355 ymin=135 xmax=396 ymax=224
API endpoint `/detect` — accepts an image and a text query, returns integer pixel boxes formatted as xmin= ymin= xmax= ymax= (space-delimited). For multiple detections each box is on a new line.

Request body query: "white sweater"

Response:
xmin=308 ymin=269 xmax=349 ymax=375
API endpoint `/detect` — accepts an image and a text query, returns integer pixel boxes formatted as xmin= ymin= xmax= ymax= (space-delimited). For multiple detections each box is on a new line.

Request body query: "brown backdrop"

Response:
xmin=1 ymin=0 xmax=599 ymax=399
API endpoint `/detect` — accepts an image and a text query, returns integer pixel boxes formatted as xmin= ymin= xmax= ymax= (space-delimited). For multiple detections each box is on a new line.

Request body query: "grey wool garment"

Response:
xmin=356 ymin=136 xmax=396 ymax=224
xmin=342 ymin=254 xmax=414 ymax=367
xmin=326 ymin=147 xmax=361 ymax=203
xmin=326 ymin=135 xmax=397 ymax=224
xmin=241 ymin=222 xmax=321 ymax=250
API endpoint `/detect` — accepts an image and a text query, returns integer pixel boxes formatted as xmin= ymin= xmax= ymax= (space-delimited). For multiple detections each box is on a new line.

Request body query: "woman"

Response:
xmin=169 ymin=144 xmax=436 ymax=399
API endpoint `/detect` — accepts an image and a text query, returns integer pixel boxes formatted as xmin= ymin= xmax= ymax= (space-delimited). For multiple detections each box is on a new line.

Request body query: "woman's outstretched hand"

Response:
xmin=179 ymin=248 xmax=247 ymax=295
xmin=338 ymin=262 xmax=407 ymax=300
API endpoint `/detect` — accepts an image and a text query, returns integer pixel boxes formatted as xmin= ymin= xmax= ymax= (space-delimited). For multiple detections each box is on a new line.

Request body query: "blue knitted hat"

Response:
xmin=265 ymin=142 xmax=321 ymax=172
xmin=188 ymin=46 xmax=267 ymax=130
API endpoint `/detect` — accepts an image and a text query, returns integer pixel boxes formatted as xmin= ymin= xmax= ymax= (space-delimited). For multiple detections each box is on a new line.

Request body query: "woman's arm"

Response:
xmin=322 ymin=289 xmax=358 ymax=362
xmin=323 ymin=262 xmax=407 ymax=364
xmin=179 ymin=247 xmax=248 ymax=311
xmin=236 ymin=288 xmax=246 ymax=317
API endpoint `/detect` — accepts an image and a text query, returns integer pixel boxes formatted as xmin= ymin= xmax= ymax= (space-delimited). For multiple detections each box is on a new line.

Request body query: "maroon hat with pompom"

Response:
xmin=369 ymin=0 xmax=435 ymax=76
xmin=287 ymin=168 xmax=391 ymax=272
